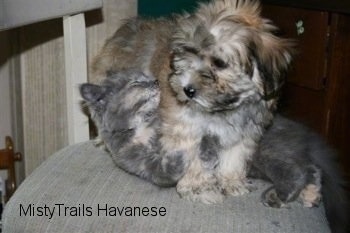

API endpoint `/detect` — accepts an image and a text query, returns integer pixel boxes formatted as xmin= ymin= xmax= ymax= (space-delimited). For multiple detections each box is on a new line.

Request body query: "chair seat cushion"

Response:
xmin=2 ymin=141 xmax=330 ymax=233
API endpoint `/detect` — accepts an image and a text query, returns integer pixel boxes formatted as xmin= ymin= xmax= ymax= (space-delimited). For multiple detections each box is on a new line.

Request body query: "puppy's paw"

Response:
xmin=176 ymin=179 xmax=224 ymax=204
xmin=261 ymin=187 xmax=289 ymax=208
xmin=177 ymin=185 xmax=225 ymax=204
xmin=299 ymin=184 xmax=322 ymax=208
xmin=220 ymin=179 xmax=252 ymax=197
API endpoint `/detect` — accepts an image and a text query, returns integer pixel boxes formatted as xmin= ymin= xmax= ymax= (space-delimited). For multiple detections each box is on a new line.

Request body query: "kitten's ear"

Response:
xmin=79 ymin=83 xmax=106 ymax=103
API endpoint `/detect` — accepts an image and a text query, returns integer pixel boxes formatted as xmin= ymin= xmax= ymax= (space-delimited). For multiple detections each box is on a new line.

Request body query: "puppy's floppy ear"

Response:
xmin=79 ymin=83 xmax=106 ymax=103
xmin=254 ymin=33 xmax=295 ymax=100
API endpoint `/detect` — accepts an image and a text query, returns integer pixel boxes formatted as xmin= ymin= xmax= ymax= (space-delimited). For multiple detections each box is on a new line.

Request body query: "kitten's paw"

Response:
xmin=162 ymin=151 xmax=188 ymax=181
xmin=261 ymin=187 xmax=289 ymax=208
xmin=176 ymin=181 xmax=224 ymax=204
xmin=299 ymin=184 xmax=322 ymax=208
xmin=93 ymin=137 xmax=107 ymax=150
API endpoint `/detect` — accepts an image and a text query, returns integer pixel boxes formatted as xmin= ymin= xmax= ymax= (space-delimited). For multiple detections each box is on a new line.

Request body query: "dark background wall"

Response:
xmin=138 ymin=0 xmax=208 ymax=16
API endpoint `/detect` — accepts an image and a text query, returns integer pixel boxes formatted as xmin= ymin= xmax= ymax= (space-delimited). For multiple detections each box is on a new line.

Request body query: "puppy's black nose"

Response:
xmin=183 ymin=86 xmax=196 ymax=98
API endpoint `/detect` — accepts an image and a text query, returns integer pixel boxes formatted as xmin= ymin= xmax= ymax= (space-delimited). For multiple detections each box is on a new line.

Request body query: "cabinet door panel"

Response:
xmin=279 ymin=84 xmax=327 ymax=135
xmin=262 ymin=5 xmax=329 ymax=90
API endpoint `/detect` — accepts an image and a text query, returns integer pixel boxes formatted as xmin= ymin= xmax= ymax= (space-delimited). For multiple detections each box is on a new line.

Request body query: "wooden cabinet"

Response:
xmin=262 ymin=4 xmax=350 ymax=180
xmin=263 ymin=6 xmax=329 ymax=90
xmin=262 ymin=5 xmax=330 ymax=134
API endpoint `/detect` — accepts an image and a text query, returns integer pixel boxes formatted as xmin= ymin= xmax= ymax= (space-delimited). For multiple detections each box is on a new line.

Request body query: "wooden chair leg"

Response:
xmin=63 ymin=13 xmax=90 ymax=144
xmin=0 ymin=136 xmax=22 ymax=202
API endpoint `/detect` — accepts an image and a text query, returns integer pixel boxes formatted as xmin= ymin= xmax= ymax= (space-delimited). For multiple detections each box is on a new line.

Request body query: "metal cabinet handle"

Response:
xmin=296 ymin=20 xmax=305 ymax=35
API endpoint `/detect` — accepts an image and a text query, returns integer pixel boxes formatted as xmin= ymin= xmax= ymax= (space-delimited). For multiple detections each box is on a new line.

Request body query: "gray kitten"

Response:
xmin=80 ymin=70 xmax=186 ymax=187
xmin=249 ymin=115 xmax=348 ymax=233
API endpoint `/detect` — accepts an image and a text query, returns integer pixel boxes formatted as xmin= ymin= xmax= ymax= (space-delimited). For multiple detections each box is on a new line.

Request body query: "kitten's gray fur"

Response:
xmin=248 ymin=115 xmax=348 ymax=233
xmin=80 ymin=70 xmax=186 ymax=187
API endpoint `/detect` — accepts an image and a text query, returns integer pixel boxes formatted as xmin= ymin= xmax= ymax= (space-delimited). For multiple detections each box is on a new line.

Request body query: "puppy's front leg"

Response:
xmin=176 ymin=156 xmax=224 ymax=204
xmin=216 ymin=140 xmax=255 ymax=196
xmin=176 ymin=135 xmax=224 ymax=204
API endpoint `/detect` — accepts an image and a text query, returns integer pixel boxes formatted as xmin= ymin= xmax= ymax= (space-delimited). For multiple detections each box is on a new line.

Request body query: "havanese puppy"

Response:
xmin=91 ymin=0 xmax=294 ymax=204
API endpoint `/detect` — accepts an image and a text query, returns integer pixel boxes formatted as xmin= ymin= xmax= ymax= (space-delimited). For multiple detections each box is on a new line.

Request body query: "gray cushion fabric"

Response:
xmin=2 ymin=141 xmax=330 ymax=233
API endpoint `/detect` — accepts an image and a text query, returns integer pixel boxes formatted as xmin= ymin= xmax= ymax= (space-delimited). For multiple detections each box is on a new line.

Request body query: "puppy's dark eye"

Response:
xmin=211 ymin=57 xmax=228 ymax=69
xmin=183 ymin=46 xmax=199 ymax=55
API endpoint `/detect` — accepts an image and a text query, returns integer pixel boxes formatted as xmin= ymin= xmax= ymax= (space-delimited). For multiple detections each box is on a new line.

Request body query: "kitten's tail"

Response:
xmin=310 ymin=136 xmax=349 ymax=233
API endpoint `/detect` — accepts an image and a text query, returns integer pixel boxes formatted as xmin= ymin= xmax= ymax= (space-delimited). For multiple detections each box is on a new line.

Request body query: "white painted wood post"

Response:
xmin=63 ymin=14 xmax=89 ymax=144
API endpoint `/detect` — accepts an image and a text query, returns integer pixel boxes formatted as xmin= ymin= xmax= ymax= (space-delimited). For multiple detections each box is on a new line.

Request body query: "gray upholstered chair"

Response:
xmin=2 ymin=141 xmax=330 ymax=233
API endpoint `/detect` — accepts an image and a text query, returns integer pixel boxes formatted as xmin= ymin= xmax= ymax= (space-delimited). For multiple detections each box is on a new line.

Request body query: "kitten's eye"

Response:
xmin=97 ymin=98 xmax=106 ymax=104
xmin=211 ymin=57 xmax=228 ymax=69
